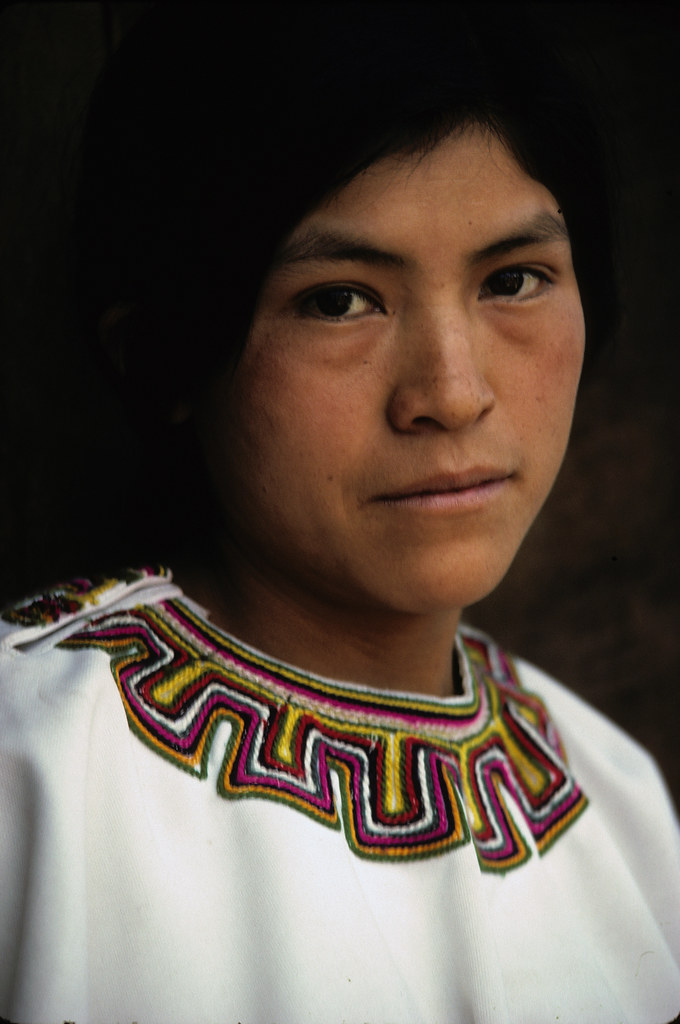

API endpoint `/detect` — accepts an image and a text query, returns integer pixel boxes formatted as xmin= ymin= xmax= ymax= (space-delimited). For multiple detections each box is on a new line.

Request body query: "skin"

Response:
xmin=181 ymin=127 xmax=585 ymax=696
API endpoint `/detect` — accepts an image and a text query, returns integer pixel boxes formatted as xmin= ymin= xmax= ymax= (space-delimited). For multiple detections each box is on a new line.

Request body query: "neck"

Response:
xmin=172 ymin=541 xmax=463 ymax=698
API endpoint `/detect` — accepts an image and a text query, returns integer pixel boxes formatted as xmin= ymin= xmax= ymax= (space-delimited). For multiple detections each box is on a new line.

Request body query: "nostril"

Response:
xmin=387 ymin=369 xmax=495 ymax=434
xmin=405 ymin=415 xmax=451 ymax=434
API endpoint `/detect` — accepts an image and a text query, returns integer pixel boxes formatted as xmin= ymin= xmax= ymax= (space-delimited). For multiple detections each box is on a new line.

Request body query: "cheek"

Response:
xmin=199 ymin=350 xmax=354 ymax=510
xmin=240 ymin=336 xmax=372 ymax=457
xmin=547 ymin=303 xmax=585 ymax=409
xmin=500 ymin=302 xmax=584 ymax=469
xmin=529 ymin=295 xmax=585 ymax=396
xmin=529 ymin=309 xmax=585 ymax=473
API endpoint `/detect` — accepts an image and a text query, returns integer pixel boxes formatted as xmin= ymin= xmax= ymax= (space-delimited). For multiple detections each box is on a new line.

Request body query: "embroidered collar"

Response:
xmin=61 ymin=590 xmax=587 ymax=870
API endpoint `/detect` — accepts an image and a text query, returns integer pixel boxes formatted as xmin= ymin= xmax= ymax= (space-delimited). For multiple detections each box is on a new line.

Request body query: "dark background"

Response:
xmin=1 ymin=3 xmax=679 ymax=803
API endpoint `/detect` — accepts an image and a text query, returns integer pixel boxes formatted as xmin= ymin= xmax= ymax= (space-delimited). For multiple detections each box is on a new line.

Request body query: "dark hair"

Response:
xmin=76 ymin=2 xmax=618 ymax=418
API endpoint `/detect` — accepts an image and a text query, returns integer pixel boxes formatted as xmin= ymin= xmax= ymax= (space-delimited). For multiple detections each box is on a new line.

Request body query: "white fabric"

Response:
xmin=1 ymin=572 xmax=679 ymax=1024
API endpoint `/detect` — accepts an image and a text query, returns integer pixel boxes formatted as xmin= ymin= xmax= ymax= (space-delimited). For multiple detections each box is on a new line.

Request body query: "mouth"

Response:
xmin=373 ymin=469 xmax=512 ymax=509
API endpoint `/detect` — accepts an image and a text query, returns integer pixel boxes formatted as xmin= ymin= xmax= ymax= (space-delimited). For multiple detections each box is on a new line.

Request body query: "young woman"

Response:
xmin=1 ymin=5 xmax=679 ymax=1022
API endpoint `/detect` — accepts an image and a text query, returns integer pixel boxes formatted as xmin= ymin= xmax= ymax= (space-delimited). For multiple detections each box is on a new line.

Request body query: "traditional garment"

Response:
xmin=1 ymin=568 xmax=679 ymax=1024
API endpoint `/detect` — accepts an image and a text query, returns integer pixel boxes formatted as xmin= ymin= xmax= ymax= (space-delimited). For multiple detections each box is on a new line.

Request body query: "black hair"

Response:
xmin=76 ymin=2 xmax=618 ymax=418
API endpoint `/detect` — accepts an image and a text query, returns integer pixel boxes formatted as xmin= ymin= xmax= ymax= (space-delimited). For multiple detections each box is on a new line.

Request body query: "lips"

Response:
xmin=374 ymin=469 xmax=512 ymax=503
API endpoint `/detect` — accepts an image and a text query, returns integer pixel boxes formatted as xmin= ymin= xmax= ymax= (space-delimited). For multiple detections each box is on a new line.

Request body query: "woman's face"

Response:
xmin=195 ymin=128 xmax=585 ymax=620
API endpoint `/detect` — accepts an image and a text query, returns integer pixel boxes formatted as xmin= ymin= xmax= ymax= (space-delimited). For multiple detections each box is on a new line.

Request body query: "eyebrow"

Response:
xmin=273 ymin=212 xmax=569 ymax=272
xmin=274 ymin=230 xmax=407 ymax=270
xmin=468 ymin=212 xmax=570 ymax=265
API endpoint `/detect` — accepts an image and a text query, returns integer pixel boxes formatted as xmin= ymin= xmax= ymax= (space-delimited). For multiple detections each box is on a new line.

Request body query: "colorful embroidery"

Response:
xmin=61 ymin=597 xmax=587 ymax=869
xmin=1 ymin=567 xmax=169 ymax=628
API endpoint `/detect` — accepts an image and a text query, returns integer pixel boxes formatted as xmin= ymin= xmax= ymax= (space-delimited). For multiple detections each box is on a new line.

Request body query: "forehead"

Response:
xmin=277 ymin=128 xmax=567 ymax=271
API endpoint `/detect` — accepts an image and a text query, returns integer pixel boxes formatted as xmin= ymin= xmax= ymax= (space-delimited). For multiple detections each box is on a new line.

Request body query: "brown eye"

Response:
xmin=301 ymin=286 xmax=381 ymax=320
xmin=481 ymin=268 xmax=549 ymax=299
xmin=315 ymin=287 xmax=358 ymax=317
xmin=488 ymin=270 xmax=525 ymax=295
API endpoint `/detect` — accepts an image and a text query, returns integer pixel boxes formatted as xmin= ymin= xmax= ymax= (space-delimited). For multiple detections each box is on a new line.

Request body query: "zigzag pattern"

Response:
xmin=61 ymin=599 xmax=587 ymax=868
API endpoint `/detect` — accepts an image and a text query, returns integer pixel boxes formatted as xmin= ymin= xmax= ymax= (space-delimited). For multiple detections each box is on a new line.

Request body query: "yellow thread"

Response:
xmin=273 ymin=703 xmax=305 ymax=765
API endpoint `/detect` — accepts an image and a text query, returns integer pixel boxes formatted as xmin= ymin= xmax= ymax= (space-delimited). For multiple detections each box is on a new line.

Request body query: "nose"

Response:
xmin=386 ymin=309 xmax=495 ymax=433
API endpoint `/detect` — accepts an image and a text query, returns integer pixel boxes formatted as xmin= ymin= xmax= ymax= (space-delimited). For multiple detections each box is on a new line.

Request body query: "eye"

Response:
xmin=480 ymin=267 xmax=549 ymax=300
xmin=299 ymin=285 xmax=383 ymax=320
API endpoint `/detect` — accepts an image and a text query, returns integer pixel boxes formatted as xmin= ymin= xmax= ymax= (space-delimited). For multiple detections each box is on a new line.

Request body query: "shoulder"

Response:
xmin=463 ymin=624 xmax=680 ymax=861
xmin=0 ymin=567 xmax=186 ymax=785
xmin=0 ymin=566 xmax=184 ymax=730
xmin=516 ymin=654 xmax=680 ymax=846
xmin=512 ymin=651 xmax=667 ymax=790
xmin=459 ymin=620 xmax=666 ymax=785
xmin=0 ymin=566 xmax=182 ymax=653
xmin=460 ymin=622 xmax=679 ymax=833
xmin=461 ymin=623 xmax=680 ymax=918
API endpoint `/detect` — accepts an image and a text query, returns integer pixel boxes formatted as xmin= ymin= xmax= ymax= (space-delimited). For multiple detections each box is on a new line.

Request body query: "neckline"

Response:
xmin=149 ymin=595 xmax=503 ymax=738
xmin=176 ymin=593 xmax=475 ymax=701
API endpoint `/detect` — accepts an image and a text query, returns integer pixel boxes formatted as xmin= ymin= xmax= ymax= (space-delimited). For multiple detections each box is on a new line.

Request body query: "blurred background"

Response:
xmin=1 ymin=3 xmax=678 ymax=804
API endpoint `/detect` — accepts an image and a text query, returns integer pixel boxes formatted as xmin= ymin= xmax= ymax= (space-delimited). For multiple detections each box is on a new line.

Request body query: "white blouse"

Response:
xmin=1 ymin=568 xmax=679 ymax=1024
